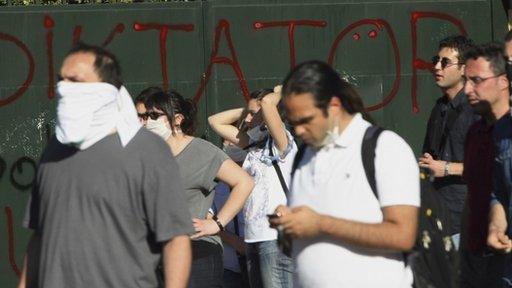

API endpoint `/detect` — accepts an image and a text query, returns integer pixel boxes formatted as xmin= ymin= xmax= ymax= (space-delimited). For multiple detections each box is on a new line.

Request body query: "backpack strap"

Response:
xmin=268 ymin=138 xmax=289 ymax=196
xmin=361 ymin=126 xmax=385 ymax=199
xmin=361 ymin=126 xmax=410 ymax=263
xmin=233 ymin=214 xmax=241 ymax=236
xmin=291 ymin=143 xmax=307 ymax=178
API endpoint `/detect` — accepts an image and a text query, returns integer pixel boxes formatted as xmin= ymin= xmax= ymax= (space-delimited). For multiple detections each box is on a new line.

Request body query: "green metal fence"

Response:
xmin=0 ymin=1 xmax=508 ymax=286
xmin=0 ymin=0 xmax=194 ymax=5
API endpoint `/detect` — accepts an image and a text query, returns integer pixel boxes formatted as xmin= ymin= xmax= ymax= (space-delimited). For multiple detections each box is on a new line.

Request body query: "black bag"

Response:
xmin=291 ymin=126 xmax=458 ymax=288
xmin=361 ymin=126 xmax=458 ymax=288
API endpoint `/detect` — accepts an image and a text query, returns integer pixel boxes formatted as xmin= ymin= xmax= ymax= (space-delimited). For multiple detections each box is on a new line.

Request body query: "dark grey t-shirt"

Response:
xmin=175 ymin=138 xmax=229 ymax=244
xmin=24 ymin=129 xmax=194 ymax=288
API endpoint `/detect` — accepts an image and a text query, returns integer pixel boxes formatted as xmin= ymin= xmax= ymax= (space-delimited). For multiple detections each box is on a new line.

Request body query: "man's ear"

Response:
xmin=498 ymin=74 xmax=510 ymax=91
xmin=460 ymin=64 xmax=465 ymax=76
xmin=327 ymin=96 xmax=342 ymax=116
xmin=329 ymin=96 xmax=342 ymax=108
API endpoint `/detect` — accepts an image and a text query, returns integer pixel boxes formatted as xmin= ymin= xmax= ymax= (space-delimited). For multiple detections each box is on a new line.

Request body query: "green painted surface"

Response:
xmin=0 ymin=0 xmax=507 ymax=286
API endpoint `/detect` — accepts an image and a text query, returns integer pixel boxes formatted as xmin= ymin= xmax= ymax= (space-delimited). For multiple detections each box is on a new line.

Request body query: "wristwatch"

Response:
xmin=444 ymin=162 xmax=450 ymax=177
xmin=212 ymin=214 xmax=225 ymax=231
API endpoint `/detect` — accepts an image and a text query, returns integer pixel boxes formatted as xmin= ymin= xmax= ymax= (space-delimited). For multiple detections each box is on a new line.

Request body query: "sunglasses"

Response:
xmin=431 ymin=56 xmax=460 ymax=69
xmin=137 ymin=112 xmax=166 ymax=121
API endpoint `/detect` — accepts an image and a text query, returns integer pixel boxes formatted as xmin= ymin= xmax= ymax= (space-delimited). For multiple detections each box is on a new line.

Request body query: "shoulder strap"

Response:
xmin=268 ymin=138 xmax=289 ymax=196
xmin=233 ymin=214 xmax=240 ymax=236
xmin=291 ymin=143 xmax=307 ymax=178
xmin=361 ymin=126 xmax=385 ymax=199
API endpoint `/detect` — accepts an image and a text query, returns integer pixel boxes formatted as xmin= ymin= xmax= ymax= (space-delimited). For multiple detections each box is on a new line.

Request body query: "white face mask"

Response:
xmin=146 ymin=117 xmax=172 ymax=141
xmin=318 ymin=114 xmax=341 ymax=148
xmin=246 ymin=125 xmax=267 ymax=143
xmin=55 ymin=81 xmax=141 ymax=150
xmin=223 ymin=144 xmax=247 ymax=163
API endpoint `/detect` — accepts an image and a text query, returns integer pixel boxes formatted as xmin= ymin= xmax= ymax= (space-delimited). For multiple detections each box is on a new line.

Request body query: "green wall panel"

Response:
xmin=0 ymin=1 xmax=507 ymax=286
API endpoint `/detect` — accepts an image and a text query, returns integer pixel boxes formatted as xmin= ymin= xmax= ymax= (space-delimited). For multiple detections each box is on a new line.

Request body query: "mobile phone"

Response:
xmin=266 ymin=213 xmax=279 ymax=220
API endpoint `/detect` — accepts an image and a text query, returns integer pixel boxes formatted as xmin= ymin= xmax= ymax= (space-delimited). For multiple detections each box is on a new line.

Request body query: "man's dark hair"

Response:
xmin=464 ymin=42 xmax=506 ymax=76
xmin=439 ymin=35 xmax=475 ymax=63
xmin=145 ymin=90 xmax=198 ymax=135
xmin=67 ymin=42 xmax=123 ymax=89
xmin=135 ymin=86 xmax=163 ymax=105
xmin=281 ymin=60 xmax=374 ymax=124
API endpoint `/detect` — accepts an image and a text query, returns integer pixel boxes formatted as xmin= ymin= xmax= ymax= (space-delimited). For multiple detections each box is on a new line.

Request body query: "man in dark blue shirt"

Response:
xmin=419 ymin=35 xmax=478 ymax=247
xmin=480 ymin=41 xmax=512 ymax=286
xmin=460 ymin=42 xmax=509 ymax=288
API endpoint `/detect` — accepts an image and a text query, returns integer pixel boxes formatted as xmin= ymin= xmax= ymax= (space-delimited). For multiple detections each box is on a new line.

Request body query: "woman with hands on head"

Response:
xmin=141 ymin=89 xmax=254 ymax=288
xmin=208 ymin=86 xmax=297 ymax=288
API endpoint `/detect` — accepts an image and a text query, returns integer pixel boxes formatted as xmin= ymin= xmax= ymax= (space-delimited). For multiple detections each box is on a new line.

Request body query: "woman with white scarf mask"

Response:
xmin=139 ymin=89 xmax=254 ymax=288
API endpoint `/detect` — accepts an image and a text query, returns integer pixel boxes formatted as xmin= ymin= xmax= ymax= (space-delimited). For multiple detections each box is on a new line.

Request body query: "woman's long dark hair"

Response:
xmin=144 ymin=90 xmax=198 ymax=136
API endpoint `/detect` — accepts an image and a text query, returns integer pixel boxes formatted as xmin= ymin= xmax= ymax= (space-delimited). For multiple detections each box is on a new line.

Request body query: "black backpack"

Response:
xmin=292 ymin=126 xmax=458 ymax=288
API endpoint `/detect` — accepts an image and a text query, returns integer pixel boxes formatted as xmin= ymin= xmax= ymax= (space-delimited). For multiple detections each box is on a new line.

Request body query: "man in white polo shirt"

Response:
xmin=271 ymin=60 xmax=420 ymax=287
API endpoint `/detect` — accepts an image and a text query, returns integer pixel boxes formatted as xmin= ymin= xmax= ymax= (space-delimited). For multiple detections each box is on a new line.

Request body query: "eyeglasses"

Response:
xmin=137 ymin=112 xmax=166 ymax=121
xmin=431 ymin=56 xmax=460 ymax=69
xmin=463 ymin=73 xmax=505 ymax=86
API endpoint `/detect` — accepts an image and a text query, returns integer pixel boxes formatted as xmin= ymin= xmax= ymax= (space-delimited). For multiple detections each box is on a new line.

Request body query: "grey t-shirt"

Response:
xmin=175 ymin=138 xmax=229 ymax=244
xmin=24 ymin=129 xmax=194 ymax=288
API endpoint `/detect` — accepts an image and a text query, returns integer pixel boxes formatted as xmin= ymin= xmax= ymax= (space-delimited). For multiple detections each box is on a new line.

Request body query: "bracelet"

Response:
xmin=444 ymin=162 xmax=450 ymax=177
xmin=212 ymin=215 xmax=225 ymax=231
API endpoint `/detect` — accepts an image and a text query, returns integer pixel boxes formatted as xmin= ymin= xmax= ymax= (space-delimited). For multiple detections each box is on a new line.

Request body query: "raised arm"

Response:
xmin=162 ymin=235 xmax=192 ymax=288
xmin=260 ymin=86 xmax=289 ymax=154
xmin=208 ymin=108 xmax=250 ymax=148
xmin=191 ymin=159 xmax=254 ymax=238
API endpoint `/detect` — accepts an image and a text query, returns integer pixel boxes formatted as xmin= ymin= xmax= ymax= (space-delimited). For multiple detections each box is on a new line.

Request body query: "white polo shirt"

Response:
xmin=291 ymin=113 xmax=420 ymax=288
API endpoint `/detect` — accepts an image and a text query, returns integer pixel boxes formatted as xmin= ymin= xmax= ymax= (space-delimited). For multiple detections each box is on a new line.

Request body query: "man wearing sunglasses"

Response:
xmin=419 ymin=35 xmax=478 ymax=250
xmin=18 ymin=43 xmax=194 ymax=288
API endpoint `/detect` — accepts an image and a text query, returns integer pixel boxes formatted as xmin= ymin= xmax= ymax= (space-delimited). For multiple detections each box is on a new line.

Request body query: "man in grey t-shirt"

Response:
xmin=18 ymin=43 xmax=193 ymax=288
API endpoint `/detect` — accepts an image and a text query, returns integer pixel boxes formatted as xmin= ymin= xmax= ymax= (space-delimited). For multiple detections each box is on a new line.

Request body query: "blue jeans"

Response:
xmin=245 ymin=240 xmax=293 ymax=288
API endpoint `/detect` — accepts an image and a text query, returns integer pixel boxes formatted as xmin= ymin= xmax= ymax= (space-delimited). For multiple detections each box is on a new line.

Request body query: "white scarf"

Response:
xmin=55 ymin=81 xmax=141 ymax=150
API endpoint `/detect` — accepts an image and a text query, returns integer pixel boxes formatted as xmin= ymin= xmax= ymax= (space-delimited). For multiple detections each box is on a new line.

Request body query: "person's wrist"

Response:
xmin=212 ymin=214 xmax=225 ymax=231
xmin=444 ymin=161 xmax=450 ymax=177
xmin=317 ymin=214 xmax=328 ymax=234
